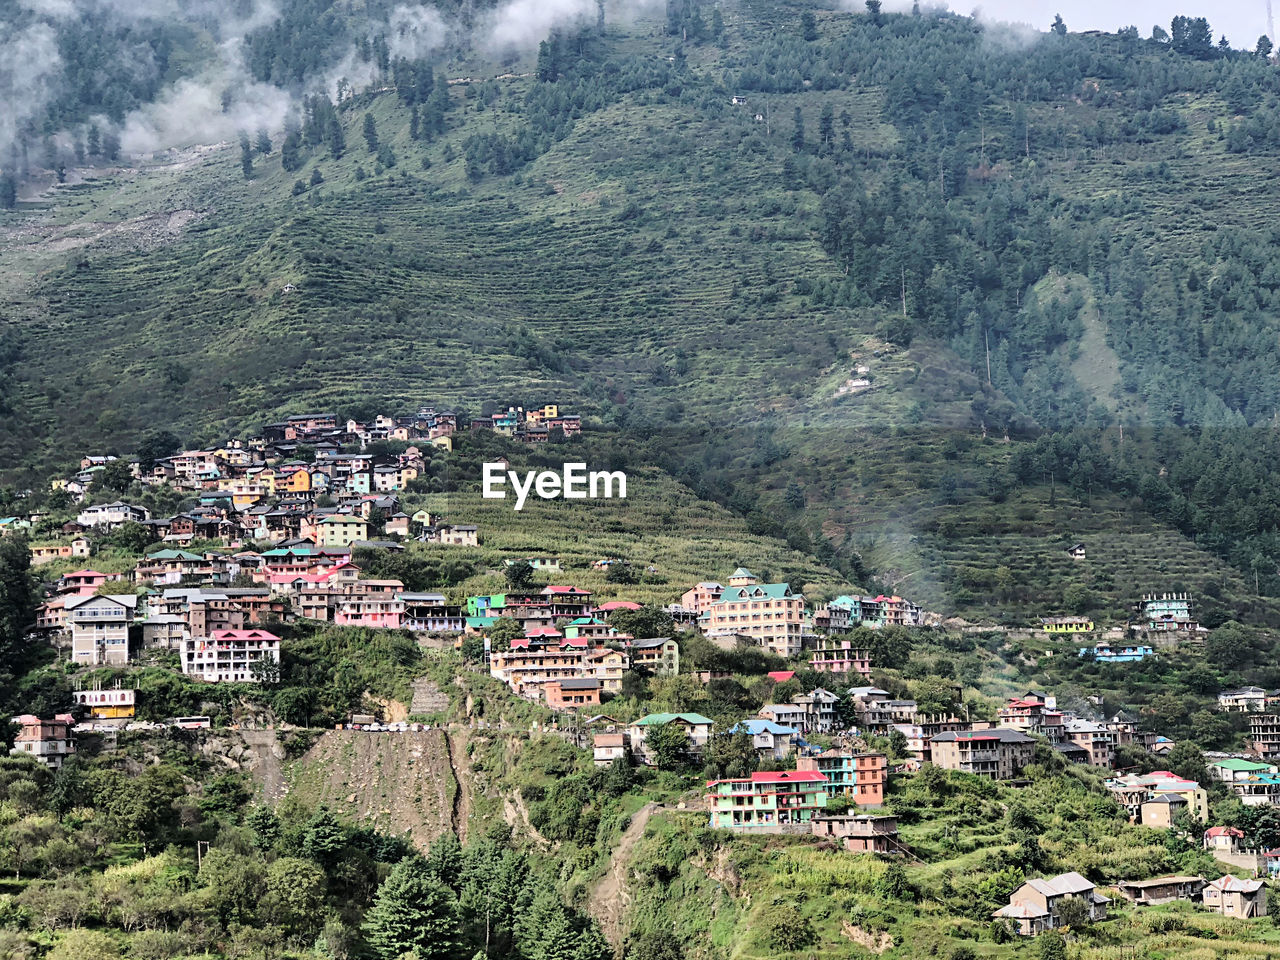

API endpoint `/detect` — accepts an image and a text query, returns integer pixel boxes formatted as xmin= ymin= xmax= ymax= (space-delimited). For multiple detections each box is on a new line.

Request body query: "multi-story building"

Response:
xmin=630 ymin=712 xmax=714 ymax=761
xmin=76 ymin=501 xmax=151 ymax=529
xmin=1219 ymin=687 xmax=1269 ymax=712
xmin=317 ymin=515 xmax=369 ymax=547
xmin=893 ymin=715 xmax=969 ymax=764
xmin=810 ymin=814 xmax=901 ymax=853
xmin=628 ymin=637 xmax=680 ymax=676
xmin=680 ymin=581 xmax=724 ymax=615
xmin=11 ymin=715 xmax=75 ymax=769
xmin=928 ymin=728 xmax=1037 ymax=780
xmin=1250 ymin=714 xmax=1280 ymax=760
xmin=401 ymin=593 xmax=465 ymax=632
xmin=1080 ymin=640 xmax=1154 ymax=662
xmin=1104 ymin=771 xmax=1210 ymax=822
xmin=66 ymin=593 xmax=138 ymax=665
xmin=809 ymin=640 xmax=871 ymax=677
xmin=797 ymin=749 xmax=887 ymax=806
xmin=544 ymin=678 xmax=601 ymax=711
xmin=700 ymin=582 xmax=806 ymax=658
xmin=706 ymin=770 xmax=829 ymax=829
xmin=1137 ymin=592 xmax=1198 ymax=632
xmin=1063 ymin=719 xmax=1115 ymax=768
xmin=334 ymin=591 xmax=405 ymax=629
xmin=993 ymin=873 xmax=1110 ymax=936
xmin=998 ymin=697 xmax=1065 ymax=740
xmin=730 ymin=719 xmax=800 ymax=761
xmin=489 ymin=639 xmax=628 ymax=699
xmin=72 ymin=687 xmax=136 ymax=720
xmin=181 ymin=629 xmax=281 ymax=683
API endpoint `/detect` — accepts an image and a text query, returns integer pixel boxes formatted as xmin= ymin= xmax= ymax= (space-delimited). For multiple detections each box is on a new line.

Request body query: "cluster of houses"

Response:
xmin=667 ymin=568 xmax=923 ymax=659
xmin=467 ymin=404 xmax=582 ymax=443
xmin=43 ymin=487 xmax=477 ymax=553
xmin=995 ymin=867 xmax=1267 ymax=937
xmin=1039 ymin=594 xmax=1205 ymax=657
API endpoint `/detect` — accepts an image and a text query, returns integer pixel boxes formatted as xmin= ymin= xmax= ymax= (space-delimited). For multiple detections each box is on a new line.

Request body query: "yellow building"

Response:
xmin=73 ymin=688 xmax=136 ymax=720
xmin=1041 ymin=617 xmax=1094 ymax=633
xmin=318 ymin=515 xmax=369 ymax=547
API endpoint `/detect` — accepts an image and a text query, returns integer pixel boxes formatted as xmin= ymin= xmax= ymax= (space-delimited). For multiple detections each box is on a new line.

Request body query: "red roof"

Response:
xmin=1205 ymin=826 xmax=1245 ymax=838
xmin=64 ymin=569 xmax=106 ymax=579
xmin=767 ymin=671 xmax=795 ymax=682
xmin=543 ymin=585 xmax=589 ymax=595
xmin=524 ymin=626 xmax=563 ymax=638
xmin=596 ymin=601 xmax=641 ymax=611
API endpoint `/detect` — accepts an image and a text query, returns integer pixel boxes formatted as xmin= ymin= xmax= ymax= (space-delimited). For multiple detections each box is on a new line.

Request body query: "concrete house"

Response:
xmin=66 ymin=593 xmax=138 ymax=665
xmin=797 ymin=749 xmax=887 ymax=806
xmin=706 ymin=770 xmax=829 ymax=830
xmin=929 ymin=728 xmax=1036 ymax=780
xmin=11 ymin=715 xmax=76 ymax=769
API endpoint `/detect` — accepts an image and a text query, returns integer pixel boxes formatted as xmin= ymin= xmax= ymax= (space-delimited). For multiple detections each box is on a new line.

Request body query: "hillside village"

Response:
xmin=7 ymin=420 xmax=1280 ymax=955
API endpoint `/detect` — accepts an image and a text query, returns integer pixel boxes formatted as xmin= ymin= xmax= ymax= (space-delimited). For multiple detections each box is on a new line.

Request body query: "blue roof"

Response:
xmin=731 ymin=719 xmax=798 ymax=736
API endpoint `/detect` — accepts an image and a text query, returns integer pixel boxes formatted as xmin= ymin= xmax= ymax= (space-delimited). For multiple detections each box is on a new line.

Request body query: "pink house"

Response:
xmin=58 ymin=569 xmax=116 ymax=596
xmin=334 ymin=594 xmax=405 ymax=629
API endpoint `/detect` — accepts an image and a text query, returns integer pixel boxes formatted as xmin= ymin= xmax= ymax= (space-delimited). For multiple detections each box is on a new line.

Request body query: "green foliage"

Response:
xmin=363 ymin=857 xmax=460 ymax=960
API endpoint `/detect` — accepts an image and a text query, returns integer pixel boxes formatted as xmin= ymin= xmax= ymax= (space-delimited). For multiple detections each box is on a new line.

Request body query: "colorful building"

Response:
xmin=797 ymin=749 xmax=887 ymax=806
xmin=706 ymin=770 xmax=829 ymax=829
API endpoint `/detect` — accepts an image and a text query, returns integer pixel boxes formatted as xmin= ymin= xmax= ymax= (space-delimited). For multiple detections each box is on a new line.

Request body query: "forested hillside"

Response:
xmin=6 ymin=0 xmax=1280 ymax=606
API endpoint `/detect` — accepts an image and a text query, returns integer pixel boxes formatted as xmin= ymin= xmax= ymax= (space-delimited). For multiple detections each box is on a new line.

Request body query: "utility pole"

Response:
xmin=985 ymin=328 xmax=993 ymax=386
xmin=900 ymin=267 xmax=907 ymax=316
xmin=197 ymin=840 xmax=210 ymax=871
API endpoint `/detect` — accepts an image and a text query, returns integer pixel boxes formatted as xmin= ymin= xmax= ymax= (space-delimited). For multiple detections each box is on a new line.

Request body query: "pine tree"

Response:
xmin=239 ymin=132 xmax=253 ymax=180
xmin=255 ymin=128 xmax=272 ymax=155
xmin=409 ymin=103 xmax=420 ymax=141
xmin=363 ymin=113 xmax=379 ymax=153
xmin=0 ymin=175 xmax=16 ymax=210
xmin=792 ymin=106 xmax=805 ymax=151
xmin=327 ymin=115 xmax=345 ymax=159
xmin=363 ymin=858 xmax=460 ymax=960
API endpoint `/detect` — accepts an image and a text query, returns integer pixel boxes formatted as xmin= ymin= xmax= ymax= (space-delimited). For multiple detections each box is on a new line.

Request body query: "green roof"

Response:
xmin=730 ymin=567 xmax=755 ymax=578
xmin=319 ymin=515 xmax=364 ymax=524
xmin=635 ymin=712 xmax=714 ymax=727
xmin=146 ymin=549 xmax=203 ymax=561
xmin=720 ymin=583 xmax=794 ymax=601
xmin=1212 ymin=758 xmax=1274 ymax=772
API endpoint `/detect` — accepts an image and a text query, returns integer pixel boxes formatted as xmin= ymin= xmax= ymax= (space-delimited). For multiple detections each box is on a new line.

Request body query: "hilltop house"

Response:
xmin=628 ymin=637 xmax=680 ymax=676
xmin=993 ymin=872 xmax=1110 ymax=936
xmin=1107 ymin=771 xmax=1210 ymax=822
xmin=1114 ymin=875 xmax=1205 ymax=906
xmin=1062 ymin=718 xmax=1115 ymax=768
xmin=809 ymin=640 xmax=871 ymax=676
xmin=72 ymin=687 xmax=136 ymax=720
xmin=11 ymin=715 xmax=76 ymax=769
xmin=629 ymin=712 xmax=714 ymax=762
xmin=76 ymin=501 xmax=151 ymax=529
xmin=729 ymin=719 xmax=800 ymax=761
xmin=1219 ymin=687 xmax=1269 ymax=712
xmin=810 ymin=814 xmax=901 ymax=853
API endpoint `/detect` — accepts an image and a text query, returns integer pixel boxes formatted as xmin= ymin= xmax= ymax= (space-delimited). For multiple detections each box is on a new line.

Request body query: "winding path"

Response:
xmin=588 ymin=802 xmax=663 ymax=950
